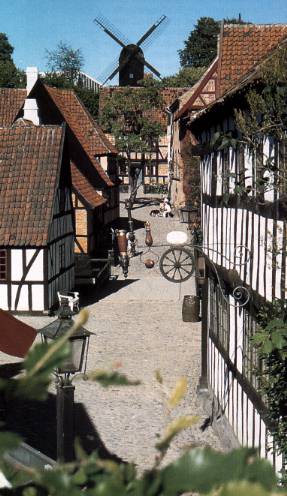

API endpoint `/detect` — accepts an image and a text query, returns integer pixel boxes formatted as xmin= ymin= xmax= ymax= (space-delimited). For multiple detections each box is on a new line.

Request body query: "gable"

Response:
xmin=0 ymin=125 xmax=65 ymax=246
xmin=0 ymin=89 xmax=26 ymax=126
xmin=175 ymin=59 xmax=218 ymax=120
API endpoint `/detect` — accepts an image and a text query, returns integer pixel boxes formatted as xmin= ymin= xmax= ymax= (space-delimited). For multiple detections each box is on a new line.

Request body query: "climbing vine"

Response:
xmin=208 ymin=44 xmax=287 ymax=202
xmin=252 ymin=299 xmax=287 ymax=475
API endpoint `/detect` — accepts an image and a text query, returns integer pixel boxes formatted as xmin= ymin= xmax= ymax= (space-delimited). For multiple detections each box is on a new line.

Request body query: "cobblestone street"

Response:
xmin=5 ymin=195 xmax=226 ymax=469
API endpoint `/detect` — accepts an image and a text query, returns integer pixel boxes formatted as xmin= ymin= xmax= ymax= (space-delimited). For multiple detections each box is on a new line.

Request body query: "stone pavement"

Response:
xmin=5 ymin=194 xmax=226 ymax=469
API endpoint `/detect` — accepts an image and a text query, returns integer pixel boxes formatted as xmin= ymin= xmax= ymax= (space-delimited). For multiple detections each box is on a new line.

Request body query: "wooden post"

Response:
xmin=56 ymin=382 xmax=75 ymax=462
xmin=197 ymin=276 xmax=209 ymax=392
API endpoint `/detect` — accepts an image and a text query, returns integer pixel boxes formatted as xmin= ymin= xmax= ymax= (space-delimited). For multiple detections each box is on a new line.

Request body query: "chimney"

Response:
xmin=26 ymin=66 xmax=38 ymax=94
xmin=23 ymin=99 xmax=40 ymax=125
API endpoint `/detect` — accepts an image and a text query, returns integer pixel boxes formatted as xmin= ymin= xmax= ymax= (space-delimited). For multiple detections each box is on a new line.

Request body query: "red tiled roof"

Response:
xmin=0 ymin=89 xmax=26 ymax=126
xmin=0 ymin=125 xmax=64 ymax=246
xmin=71 ymin=163 xmax=107 ymax=209
xmin=44 ymin=86 xmax=115 ymax=186
xmin=218 ymin=24 xmax=287 ymax=96
xmin=0 ymin=309 xmax=37 ymax=358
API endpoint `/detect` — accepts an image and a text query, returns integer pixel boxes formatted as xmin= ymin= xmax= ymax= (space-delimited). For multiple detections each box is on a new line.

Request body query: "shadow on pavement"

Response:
xmin=4 ymin=392 xmax=124 ymax=463
xmin=113 ymin=217 xmax=145 ymax=231
xmin=77 ymin=278 xmax=140 ymax=306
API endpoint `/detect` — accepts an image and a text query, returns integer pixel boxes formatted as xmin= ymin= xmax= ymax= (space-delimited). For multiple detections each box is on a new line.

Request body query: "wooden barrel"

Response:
xmin=182 ymin=295 xmax=200 ymax=322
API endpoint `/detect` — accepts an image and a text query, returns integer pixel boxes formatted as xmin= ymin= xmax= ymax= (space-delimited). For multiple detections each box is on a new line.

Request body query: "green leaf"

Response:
xmin=86 ymin=370 xmax=141 ymax=388
xmin=263 ymin=340 xmax=273 ymax=354
xmin=0 ymin=431 xmax=21 ymax=456
xmin=161 ymin=447 xmax=276 ymax=495
xmin=24 ymin=341 xmax=70 ymax=376
xmin=156 ymin=416 xmax=199 ymax=453
xmin=212 ymin=481 xmax=272 ymax=496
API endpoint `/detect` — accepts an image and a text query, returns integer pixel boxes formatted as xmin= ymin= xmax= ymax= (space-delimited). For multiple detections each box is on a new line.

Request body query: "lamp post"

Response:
xmin=125 ymin=198 xmax=136 ymax=257
xmin=40 ymin=303 xmax=92 ymax=462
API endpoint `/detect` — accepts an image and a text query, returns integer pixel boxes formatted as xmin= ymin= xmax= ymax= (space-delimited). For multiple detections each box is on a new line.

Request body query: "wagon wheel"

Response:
xmin=159 ymin=247 xmax=195 ymax=283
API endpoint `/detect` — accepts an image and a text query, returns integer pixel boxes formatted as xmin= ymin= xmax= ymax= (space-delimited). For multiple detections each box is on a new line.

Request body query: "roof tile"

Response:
xmin=218 ymin=24 xmax=287 ymax=96
xmin=0 ymin=89 xmax=26 ymax=126
xmin=44 ymin=86 xmax=115 ymax=186
xmin=0 ymin=125 xmax=64 ymax=246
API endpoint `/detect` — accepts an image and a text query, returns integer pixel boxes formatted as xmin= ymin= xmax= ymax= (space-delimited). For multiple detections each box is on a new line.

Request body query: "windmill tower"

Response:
xmin=94 ymin=15 xmax=167 ymax=86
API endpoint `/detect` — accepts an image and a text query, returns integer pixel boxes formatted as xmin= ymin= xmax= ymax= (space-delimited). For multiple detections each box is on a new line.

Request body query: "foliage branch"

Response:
xmin=100 ymin=79 xmax=164 ymax=211
xmin=207 ymin=44 xmax=287 ymax=202
xmin=250 ymin=299 xmax=287 ymax=474
xmin=0 ymin=310 xmax=282 ymax=494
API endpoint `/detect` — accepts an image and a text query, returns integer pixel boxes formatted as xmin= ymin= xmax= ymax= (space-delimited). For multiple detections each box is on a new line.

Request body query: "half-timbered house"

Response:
xmin=99 ymin=86 xmax=187 ymax=192
xmin=0 ymin=124 xmax=74 ymax=312
xmin=0 ymin=72 xmax=120 ymax=261
xmin=28 ymin=79 xmax=119 ymax=257
xmin=188 ymin=25 xmax=287 ymax=473
xmin=167 ymin=59 xmax=218 ymax=207
xmin=168 ymin=23 xmax=287 ymax=209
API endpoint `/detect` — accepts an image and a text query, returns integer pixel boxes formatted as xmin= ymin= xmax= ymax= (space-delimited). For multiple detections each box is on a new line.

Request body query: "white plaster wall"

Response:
xmin=244 ymin=148 xmax=253 ymax=192
xmin=229 ymin=298 xmax=236 ymax=364
xmin=236 ymin=308 xmax=244 ymax=374
xmin=11 ymin=284 xmax=28 ymax=311
xmin=247 ymin=398 xmax=254 ymax=447
xmin=263 ymin=137 xmax=275 ymax=203
xmin=266 ymin=218 xmax=273 ymax=301
xmin=275 ymin=221 xmax=283 ymax=299
xmin=229 ymin=148 xmax=236 ymax=193
xmin=252 ymin=214 xmax=259 ymax=291
xmin=32 ymin=285 xmax=44 ymax=311
xmin=25 ymin=250 xmax=43 ymax=281
xmin=11 ymin=250 xmax=23 ymax=281
xmin=237 ymin=381 xmax=243 ymax=444
xmin=0 ymin=285 xmax=8 ymax=310
xmin=258 ymin=216 xmax=266 ymax=298
xmin=216 ymin=153 xmax=222 ymax=196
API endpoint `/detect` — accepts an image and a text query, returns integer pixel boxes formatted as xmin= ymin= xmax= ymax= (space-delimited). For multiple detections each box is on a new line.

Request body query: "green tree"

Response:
xmin=179 ymin=16 xmax=247 ymax=69
xmin=43 ymin=43 xmax=99 ymax=120
xmin=179 ymin=17 xmax=220 ymax=68
xmin=0 ymin=33 xmax=14 ymax=62
xmin=0 ymin=33 xmax=25 ymax=88
xmin=0 ymin=61 xmax=25 ymax=88
xmin=46 ymin=41 xmax=84 ymax=84
xmin=100 ymin=79 xmax=164 ymax=242
xmin=160 ymin=66 xmax=207 ymax=88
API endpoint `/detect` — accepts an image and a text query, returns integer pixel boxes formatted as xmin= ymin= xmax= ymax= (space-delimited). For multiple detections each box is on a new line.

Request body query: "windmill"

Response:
xmin=94 ymin=14 xmax=168 ymax=86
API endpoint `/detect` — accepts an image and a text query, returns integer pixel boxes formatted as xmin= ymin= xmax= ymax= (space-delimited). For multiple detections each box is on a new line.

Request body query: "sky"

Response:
xmin=1 ymin=0 xmax=287 ymax=84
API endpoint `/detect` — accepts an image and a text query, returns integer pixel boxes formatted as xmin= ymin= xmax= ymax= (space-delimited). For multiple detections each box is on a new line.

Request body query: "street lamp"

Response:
xmin=179 ymin=204 xmax=199 ymax=225
xmin=40 ymin=303 xmax=92 ymax=462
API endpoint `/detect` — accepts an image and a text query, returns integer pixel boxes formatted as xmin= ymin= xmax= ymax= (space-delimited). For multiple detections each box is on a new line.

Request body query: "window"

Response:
xmin=216 ymin=285 xmax=229 ymax=351
xmin=242 ymin=311 xmax=262 ymax=390
xmin=209 ymin=278 xmax=230 ymax=352
xmin=278 ymin=137 xmax=287 ymax=197
xmin=0 ymin=249 xmax=7 ymax=281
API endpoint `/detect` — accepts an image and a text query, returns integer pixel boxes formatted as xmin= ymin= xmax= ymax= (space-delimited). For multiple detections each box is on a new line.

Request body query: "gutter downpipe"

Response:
xmin=165 ymin=106 xmax=173 ymax=201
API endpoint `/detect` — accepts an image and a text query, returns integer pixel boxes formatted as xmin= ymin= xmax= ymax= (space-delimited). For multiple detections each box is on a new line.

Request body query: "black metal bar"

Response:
xmin=197 ymin=276 xmax=209 ymax=392
xmin=56 ymin=381 xmax=75 ymax=462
